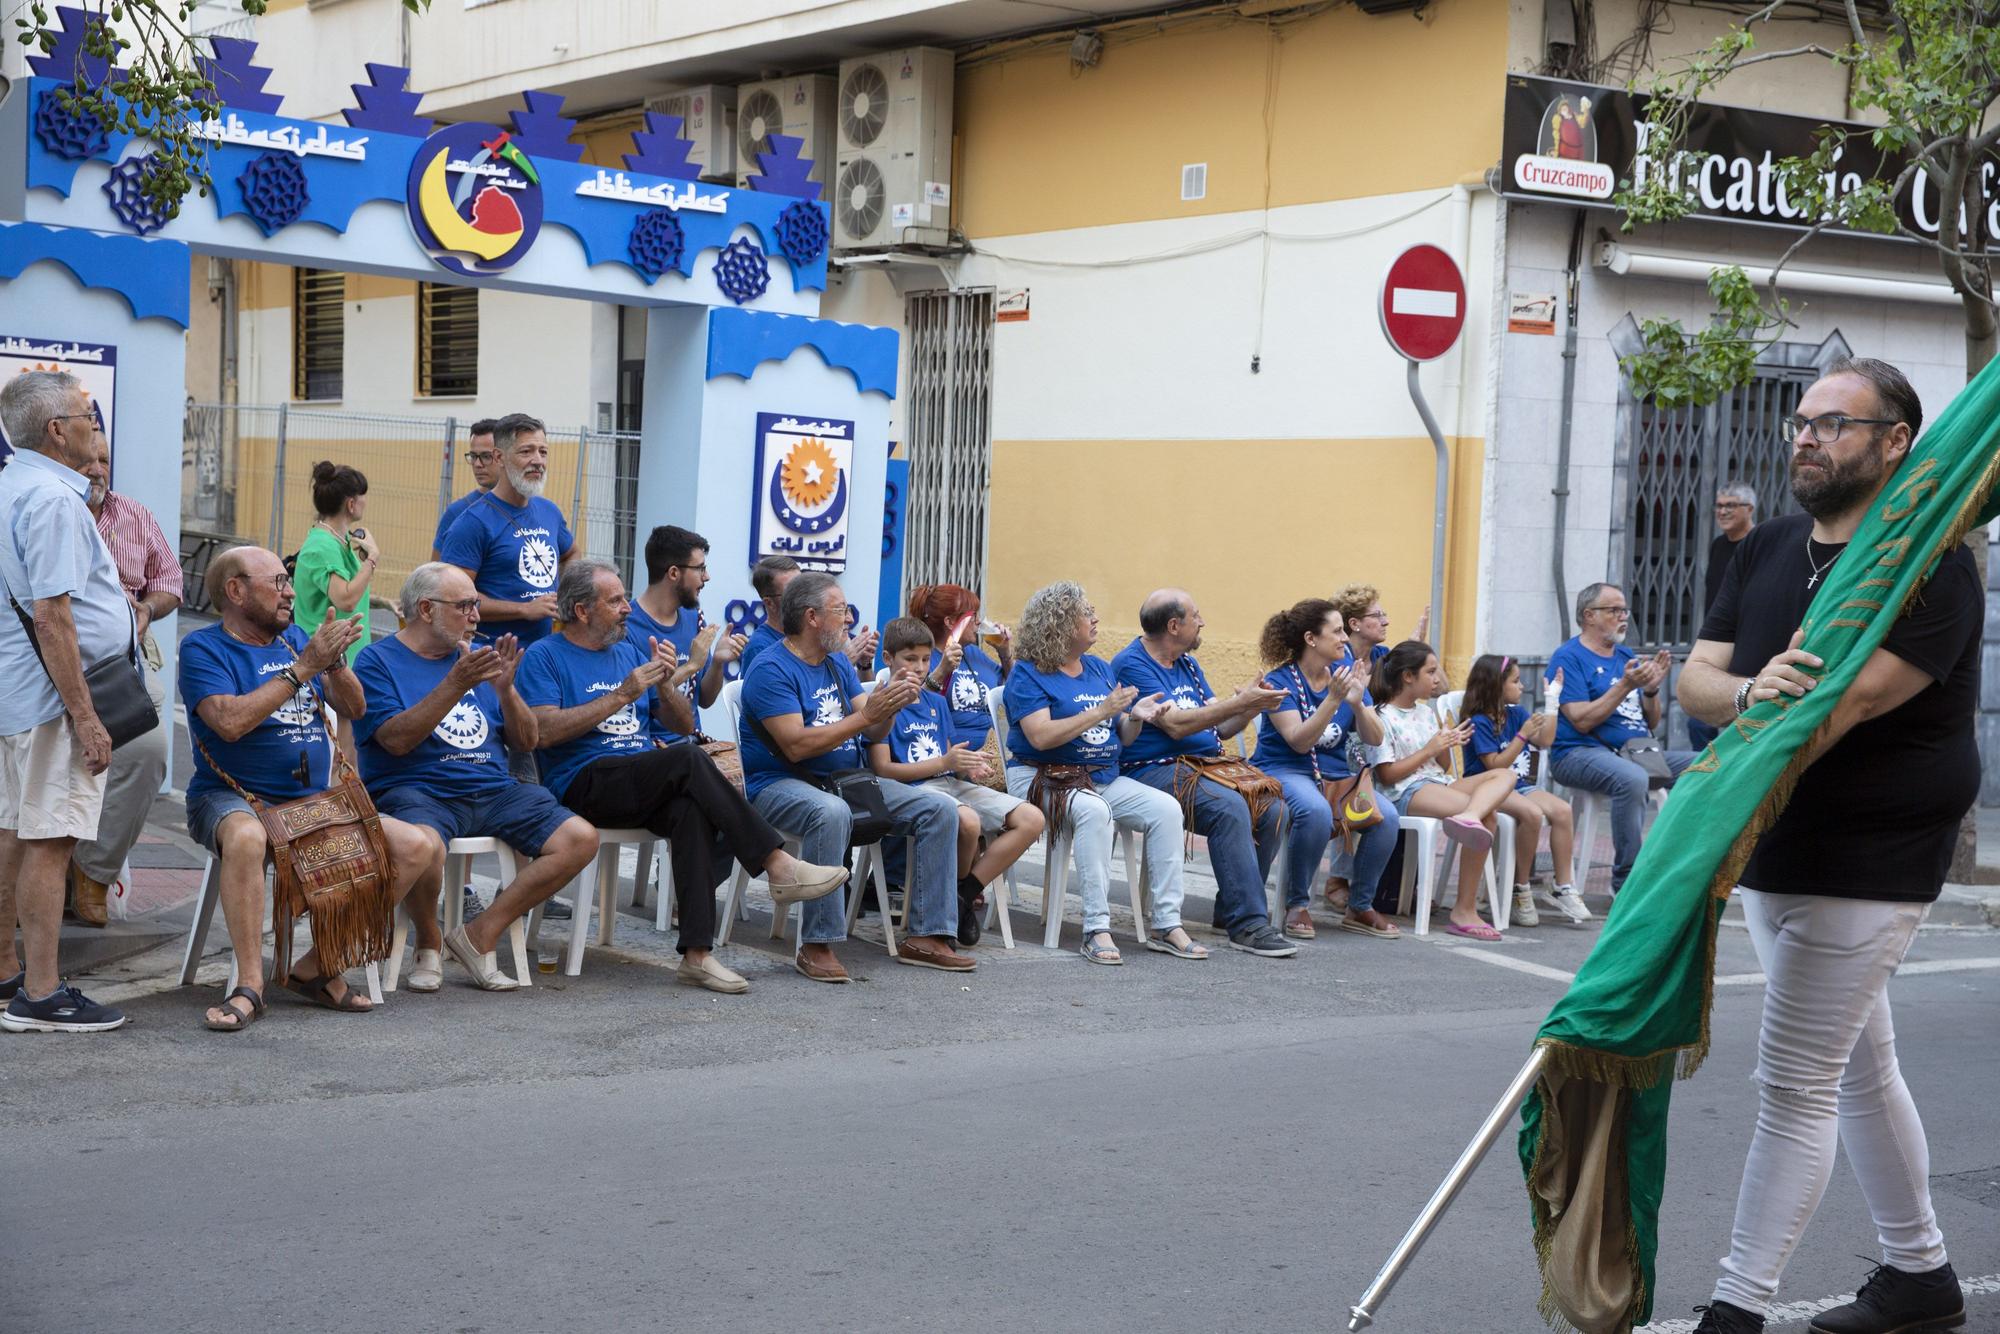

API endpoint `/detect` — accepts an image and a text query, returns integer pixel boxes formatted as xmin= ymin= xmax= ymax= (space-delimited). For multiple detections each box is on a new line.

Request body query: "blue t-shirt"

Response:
xmin=1547 ymin=637 xmax=1650 ymax=757
xmin=881 ymin=689 xmax=955 ymax=768
xmin=1255 ymin=664 xmax=1363 ymax=780
xmin=438 ymin=492 xmax=573 ymax=647
xmin=1111 ymin=637 xmax=1219 ymax=769
xmin=1467 ymin=703 xmax=1536 ymax=793
xmin=351 ymin=635 xmax=510 ymax=798
xmin=180 ymin=623 xmax=331 ymax=802
xmin=739 ymin=641 xmax=865 ymax=800
xmin=516 ymin=634 xmax=657 ymax=800
xmin=738 ymin=621 xmax=783 ymax=674
xmin=1002 ymin=656 xmax=1123 ymax=783
xmin=432 ymin=489 xmax=484 ymax=553
xmin=931 ymin=643 xmax=1003 ymax=748
xmin=625 ymin=600 xmax=703 ymax=741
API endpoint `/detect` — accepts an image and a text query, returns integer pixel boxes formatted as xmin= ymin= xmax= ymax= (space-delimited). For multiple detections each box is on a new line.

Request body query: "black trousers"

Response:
xmin=561 ymin=744 xmax=782 ymax=952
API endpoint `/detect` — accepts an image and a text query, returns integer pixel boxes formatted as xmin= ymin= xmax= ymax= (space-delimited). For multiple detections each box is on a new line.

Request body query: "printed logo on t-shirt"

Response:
xmin=272 ymin=684 xmax=319 ymax=730
xmin=1317 ymin=719 xmax=1346 ymax=752
xmin=517 ymin=534 xmax=559 ymax=589
xmin=1166 ymin=684 xmax=1204 ymax=711
xmin=435 ymin=695 xmax=490 ymax=751
xmin=598 ymin=699 xmax=642 ymax=736
xmin=809 ymin=684 xmax=846 ymax=728
xmin=902 ymin=726 xmax=943 ymax=764
xmin=1614 ymin=691 xmax=1647 ymax=728
xmin=949 ymin=669 xmax=987 ymax=713
xmin=1076 ymin=692 xmax=1111 ymax=747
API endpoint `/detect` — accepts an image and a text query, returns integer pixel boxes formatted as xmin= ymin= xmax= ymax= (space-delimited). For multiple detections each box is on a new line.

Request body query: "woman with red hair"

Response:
xmin=908 ymin=583 xmax=1014 ymax=762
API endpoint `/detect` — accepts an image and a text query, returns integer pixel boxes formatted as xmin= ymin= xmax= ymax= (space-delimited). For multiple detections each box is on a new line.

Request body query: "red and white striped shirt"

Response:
xmin=93 ymin=491 xmax=183 ymax=604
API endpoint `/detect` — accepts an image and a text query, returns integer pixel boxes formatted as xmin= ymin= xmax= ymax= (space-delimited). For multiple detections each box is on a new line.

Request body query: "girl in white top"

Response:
xmin=1367 ymin=640 xmax=1517 ymax=941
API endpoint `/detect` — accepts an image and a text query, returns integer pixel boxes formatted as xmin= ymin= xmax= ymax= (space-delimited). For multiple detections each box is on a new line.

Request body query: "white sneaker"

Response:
xmin=406 ymin=948 xmax=444 ymax=992
xmin=1537 ymin=884 xmax=1592 ymax=924
xmin=1510 ymin=887 xmax=1540 ymax=927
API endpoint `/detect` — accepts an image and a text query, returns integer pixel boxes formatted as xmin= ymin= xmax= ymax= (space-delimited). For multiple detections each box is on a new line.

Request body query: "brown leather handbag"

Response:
xmin=195 ymin=738 xmax=397 ymax=983
xmin=1172 ymin=753 xmax=1283 ymax=831
xmin=694 ymin=736 xmax=745 ymax=794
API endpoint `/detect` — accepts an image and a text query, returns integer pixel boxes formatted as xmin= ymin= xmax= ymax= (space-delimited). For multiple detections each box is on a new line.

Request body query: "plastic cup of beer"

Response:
xmin=978 ymin=619 xmax=1006 ymax=650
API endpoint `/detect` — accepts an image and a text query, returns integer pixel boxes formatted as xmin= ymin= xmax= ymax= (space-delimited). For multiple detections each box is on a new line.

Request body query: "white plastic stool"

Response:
xmin=383 ymin=836 xmax=529 ymax=991
xmin=528 ymin=828 xmax=662 ymax=976
xmin=178 ymin=855 xmax=384 ymax=1004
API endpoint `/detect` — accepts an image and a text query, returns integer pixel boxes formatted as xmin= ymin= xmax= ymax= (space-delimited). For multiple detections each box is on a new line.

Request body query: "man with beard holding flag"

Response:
xmin=1518 ymin=357 xmax=1982 ymax=1334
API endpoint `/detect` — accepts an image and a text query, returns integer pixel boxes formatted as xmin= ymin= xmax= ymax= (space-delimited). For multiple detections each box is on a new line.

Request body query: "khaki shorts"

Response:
xmin=924 ymin=774 xmax=1026 ymax=835
xmin=0 ymin=715 xmax=107 ymax=842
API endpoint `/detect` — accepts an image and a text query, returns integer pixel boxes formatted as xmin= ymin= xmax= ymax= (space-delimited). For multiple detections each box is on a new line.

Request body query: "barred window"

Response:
xmin=417 ymin=282 xmax=479 ymax=398
xmin=292 ymin=268 xmax=344 ymax=401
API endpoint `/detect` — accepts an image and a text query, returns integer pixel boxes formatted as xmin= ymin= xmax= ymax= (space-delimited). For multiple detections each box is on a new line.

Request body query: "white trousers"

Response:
xmin=1711 ymin=890 xmax=1949 ymax=1315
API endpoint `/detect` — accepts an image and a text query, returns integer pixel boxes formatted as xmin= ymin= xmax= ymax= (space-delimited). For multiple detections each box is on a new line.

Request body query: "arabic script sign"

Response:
xmin=0 ymin=335 xmax=116 ymax=469
xmin=750 ymin=412 xmax=854 ymax=574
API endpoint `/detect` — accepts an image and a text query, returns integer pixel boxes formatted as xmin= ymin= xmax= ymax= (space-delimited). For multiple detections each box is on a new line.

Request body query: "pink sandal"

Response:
xmin=1447 ymin=921 xmax=1503 ymax=943
xmin=1442 ymin=816 xmax=1493 ymax=854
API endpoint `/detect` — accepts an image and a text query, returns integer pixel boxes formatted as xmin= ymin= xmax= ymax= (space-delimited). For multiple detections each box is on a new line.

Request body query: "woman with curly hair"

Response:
xmin=1255 ymin=599 xmax=1402 ymax=940
xmin=1000 ymin=581 xmax=1206 ymax=965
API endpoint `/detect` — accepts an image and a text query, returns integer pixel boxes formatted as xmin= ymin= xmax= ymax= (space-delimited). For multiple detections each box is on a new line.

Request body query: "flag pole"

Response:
xmin=1346 ymin=1046 xmax=1550 ymax=1331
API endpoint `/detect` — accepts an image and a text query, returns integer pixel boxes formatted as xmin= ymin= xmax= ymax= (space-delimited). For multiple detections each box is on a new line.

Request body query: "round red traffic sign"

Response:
xmin=1379 ymin=244 xmax=1466 ymax=362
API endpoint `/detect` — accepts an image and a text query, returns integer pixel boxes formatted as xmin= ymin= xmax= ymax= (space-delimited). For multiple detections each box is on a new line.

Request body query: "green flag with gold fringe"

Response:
xmin=1517 ymin=358 xmax=2000 ymax=1334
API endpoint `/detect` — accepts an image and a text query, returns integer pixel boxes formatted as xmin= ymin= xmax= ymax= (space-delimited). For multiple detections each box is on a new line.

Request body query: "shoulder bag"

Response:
xmin=742 ymin=703 xmax=893 ymax=845
xmin=10 ymin=597 xmax=157 ymax=748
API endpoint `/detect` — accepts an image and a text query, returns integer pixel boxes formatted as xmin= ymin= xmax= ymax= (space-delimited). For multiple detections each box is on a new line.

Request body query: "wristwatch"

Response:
xmin=1733 ymin=678 xmax=1754 ymax=715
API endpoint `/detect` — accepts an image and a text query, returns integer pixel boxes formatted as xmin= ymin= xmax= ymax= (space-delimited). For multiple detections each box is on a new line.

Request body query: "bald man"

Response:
xmin=1111 ymin=590 xmax=1296 ymax=957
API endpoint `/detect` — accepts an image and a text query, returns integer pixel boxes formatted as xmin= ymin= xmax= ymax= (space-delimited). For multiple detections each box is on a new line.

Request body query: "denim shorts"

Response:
xmin=186 ymin=787 xmax=257 ymax=853
xmin=372 ymin=780 xmax=575 ymax=855
xmin=1390 ymin=776 xmax=1449 ymax=818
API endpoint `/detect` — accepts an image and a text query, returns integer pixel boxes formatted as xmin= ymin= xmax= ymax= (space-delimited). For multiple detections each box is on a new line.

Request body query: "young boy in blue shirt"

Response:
xmin=868 ymin=618 xmax=1044 ymax=946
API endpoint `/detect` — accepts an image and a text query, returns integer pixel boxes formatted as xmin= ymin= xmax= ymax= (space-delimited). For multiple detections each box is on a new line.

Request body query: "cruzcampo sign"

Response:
xmin=1500 ymin=72 xmax=2000 ymax=246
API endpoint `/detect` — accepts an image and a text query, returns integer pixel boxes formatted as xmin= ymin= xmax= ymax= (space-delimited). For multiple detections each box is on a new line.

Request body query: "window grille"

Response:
xmin=417 ymin=281 xmax=479 ymax=398
xmin=292 ymin=268 xmax=344 ymax=401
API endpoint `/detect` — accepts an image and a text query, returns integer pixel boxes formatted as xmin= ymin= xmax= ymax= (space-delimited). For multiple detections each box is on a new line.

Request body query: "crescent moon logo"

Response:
xmin=769 ymin=441 xmax=848 ymax=534
xmin=406 ymin=122 xmax=543 ymax=278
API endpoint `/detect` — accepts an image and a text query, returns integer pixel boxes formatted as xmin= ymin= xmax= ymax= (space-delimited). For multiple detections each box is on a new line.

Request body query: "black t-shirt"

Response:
xmin=1704 ymin=531 xmax=1745 ymax=612
xmin=1699 ymin=512 xmax=1982 ymax=902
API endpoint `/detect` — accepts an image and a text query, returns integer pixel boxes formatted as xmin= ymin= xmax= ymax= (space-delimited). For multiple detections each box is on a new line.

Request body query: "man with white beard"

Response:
xmin=440 ymin=412 xmax=576 ymax=651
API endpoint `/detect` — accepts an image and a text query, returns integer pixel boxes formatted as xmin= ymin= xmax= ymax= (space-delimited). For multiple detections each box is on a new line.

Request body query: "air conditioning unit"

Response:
xmin=735 ymin=73 xmax=836 ymax=191
xmin=642 ymin=84 xmax=737 ymax=182
xmin=832 ymin=46 xmax=954 ymax=250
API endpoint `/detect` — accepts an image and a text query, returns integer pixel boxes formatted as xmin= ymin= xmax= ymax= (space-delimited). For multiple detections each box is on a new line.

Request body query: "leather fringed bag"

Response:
xmin=1172 ymin=754 xmax=1282 ymax=832
xmin=1025 ymin=762 xmax=1096 ymax=850
xmin=195 ymin=738 xmax=397 ymax=983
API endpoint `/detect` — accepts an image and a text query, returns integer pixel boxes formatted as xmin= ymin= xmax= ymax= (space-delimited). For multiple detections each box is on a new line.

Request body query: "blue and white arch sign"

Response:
xmin=750 ymin=411 xmax=854 ymax=573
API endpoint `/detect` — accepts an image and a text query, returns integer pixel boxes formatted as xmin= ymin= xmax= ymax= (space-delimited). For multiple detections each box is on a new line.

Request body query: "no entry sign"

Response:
xmin=1380 ymin=244 xmax=1467 ymax=362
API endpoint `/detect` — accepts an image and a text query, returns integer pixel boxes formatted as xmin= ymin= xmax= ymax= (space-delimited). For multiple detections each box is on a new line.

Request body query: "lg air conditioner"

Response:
xmin=832 ymin=46 xmax=954 ymax=250
xmin=735 ymin=74 xmax=836 ymax=191
xmin=643 ymin=84 xmax=737 ymax=183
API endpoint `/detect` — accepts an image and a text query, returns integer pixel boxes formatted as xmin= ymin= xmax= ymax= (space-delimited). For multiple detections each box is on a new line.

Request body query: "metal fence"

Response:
xmin=180 ymin=402 xmax=640 ymax=612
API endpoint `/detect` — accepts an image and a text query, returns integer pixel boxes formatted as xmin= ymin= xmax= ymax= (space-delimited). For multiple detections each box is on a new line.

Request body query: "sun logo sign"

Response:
xmin=750 ymin=412 xmax=856 ymax=574
xmin=406 ymin=122 xmax=544 ymax=277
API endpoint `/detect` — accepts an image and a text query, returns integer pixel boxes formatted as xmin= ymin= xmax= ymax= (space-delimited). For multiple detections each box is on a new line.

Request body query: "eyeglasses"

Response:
xmin=241 ymin=573 xmax=293 ymax=593
xmin=1782 ymin=413 xmax=1899 ymax=444
xmin=678 ymin=562 xmax=708 ymax=574
xmin=49 ymin=412 xmax=97 ymax=423
xmin=465 ymin=451 xmax=497 ymax=464
xmin=430 ymin=597 xmax=480 ymax=615
xmin=1714 ymin=501 xmax=1750 ymax=510
xmin=1585 ymin=605 xmax=1630 ymax=618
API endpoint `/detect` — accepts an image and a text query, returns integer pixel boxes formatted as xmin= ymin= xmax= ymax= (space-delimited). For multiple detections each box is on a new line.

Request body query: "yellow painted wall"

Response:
xmin=956 ymin=3 xmax=1510 ymax=238
xmin=984 ymin=435 xmax=1484 ymax=701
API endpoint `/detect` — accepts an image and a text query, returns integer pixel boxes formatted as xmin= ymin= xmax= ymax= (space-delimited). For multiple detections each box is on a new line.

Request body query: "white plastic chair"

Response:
xmin=179 ymin=855 xmax=385 ymax=1004
xmin=526 ymin=827 xmax=664 ymax=975
xmin=383 ymin=836 xmax=529 ymax=991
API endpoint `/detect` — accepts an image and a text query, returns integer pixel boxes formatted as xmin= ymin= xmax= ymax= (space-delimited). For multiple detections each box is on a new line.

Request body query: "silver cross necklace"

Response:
xmin=1804 ymin=532 xmax=1841 ymax=589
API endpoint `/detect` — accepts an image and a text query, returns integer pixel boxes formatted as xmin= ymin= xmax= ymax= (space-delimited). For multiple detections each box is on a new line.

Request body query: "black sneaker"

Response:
xmin=0 ymin=970 xmax=22 ymax=1001
xmin=1808 ymin=1262 xmax=1964 ymax=1334
xmin=460 ymin=884 xmax=487 ymax=922
xmin=1226 ymin=923 xmax=1298 ymax=958
xmin=540 ymin=896 xmax=572 ymax=921
xmin=955 ymin=874 xmax=983 ymax=948
xmin=1 ymin=983 xmax=127 ymax=1033
xmin=1693 ymin=1302 xmax=1764 ymax=1334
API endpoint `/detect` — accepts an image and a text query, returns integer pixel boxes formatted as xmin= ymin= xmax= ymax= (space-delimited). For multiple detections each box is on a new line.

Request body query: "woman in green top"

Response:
xmin=293 ymin=460 xmax=379 ymax=662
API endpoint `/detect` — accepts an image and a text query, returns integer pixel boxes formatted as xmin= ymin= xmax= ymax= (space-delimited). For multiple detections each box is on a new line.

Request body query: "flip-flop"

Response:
xmin=202 ymin=985 xmax=265 ymax=1032
xmin=1446 ymin=922 xmax=1503 ymax=943
xmin=1442 ymin=817 xmax=1494 ymax=854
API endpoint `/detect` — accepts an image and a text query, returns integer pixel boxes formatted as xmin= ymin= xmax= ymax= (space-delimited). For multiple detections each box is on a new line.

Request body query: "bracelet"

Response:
xmin=277 ymin=666 xmax=303 ymax=693
xmin=1733 ymin=678 xmax=1754 ymax=715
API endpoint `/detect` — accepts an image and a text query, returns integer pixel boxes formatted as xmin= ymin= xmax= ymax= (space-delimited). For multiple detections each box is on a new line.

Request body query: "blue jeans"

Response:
xmin=751 ymin=776 xmax=960 ymax=943
xmin=1687 ymin=716 xmax=1720 ymax=753
xmin=1005 ymin=767 xmax=1188 ymax=935
xmin=1125 ymin=763 xmax=1286 ymax=934
xmin=1273 ymin=772 xmax=1400 ymax=914
xmin=1549 ymin=745 xmax=1696 ymax=889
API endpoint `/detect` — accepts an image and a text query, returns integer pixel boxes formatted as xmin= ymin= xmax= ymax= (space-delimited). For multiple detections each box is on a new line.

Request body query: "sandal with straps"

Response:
xmin=1079 ymin=931 xmax=1123 ymax=966
xmin=282 ymin=970 xmax=374 ymax=1013
xmin=203 ymin=985 xmax=265 ymax=1032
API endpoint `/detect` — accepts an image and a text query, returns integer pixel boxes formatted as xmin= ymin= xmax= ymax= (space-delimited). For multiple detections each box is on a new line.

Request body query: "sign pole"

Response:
xmin=1406 ymin=359 xmax=1448 ymax=651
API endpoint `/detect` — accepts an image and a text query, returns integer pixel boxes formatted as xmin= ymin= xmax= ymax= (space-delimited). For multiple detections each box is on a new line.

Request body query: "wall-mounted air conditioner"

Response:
xmin=832 ymin=47 xmax=954 ymax=249
xmin=735 ymin=73 xmax=836 ymax=191
xmin=643 ymin=84 xmax=737 ymax=183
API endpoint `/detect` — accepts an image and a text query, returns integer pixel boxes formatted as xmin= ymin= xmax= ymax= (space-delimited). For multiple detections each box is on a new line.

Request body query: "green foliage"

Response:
xmin=16 ymin=0 xmax=432 ymax=221
xmin=1623 ymin=266 xmax=1786 ymax=407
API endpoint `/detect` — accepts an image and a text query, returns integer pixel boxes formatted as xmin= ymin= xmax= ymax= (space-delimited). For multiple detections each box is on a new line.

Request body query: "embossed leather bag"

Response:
xmin=195 ymin=738 xmax=397 ymax=982
xmin=693 ymin=735 xmax=745 ymax=795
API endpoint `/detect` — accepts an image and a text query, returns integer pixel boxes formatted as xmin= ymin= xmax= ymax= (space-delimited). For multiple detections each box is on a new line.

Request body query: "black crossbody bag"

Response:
xmin=742 ymin=705 xmax=893 ymax=845
xmin=9 ymin=598 xmax=158 ymax=748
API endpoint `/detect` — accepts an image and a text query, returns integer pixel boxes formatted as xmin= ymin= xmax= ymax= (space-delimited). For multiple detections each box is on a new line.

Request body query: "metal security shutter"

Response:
xmin=1623 ymin=364 xmax=1810 ymax=649
xmin=903 ymin=287 xmax=995 ymax=596
xmin=292 ymin=268 xmax=344 ymax=401
xmin=418 ymin=282 xmax=479 ymax=398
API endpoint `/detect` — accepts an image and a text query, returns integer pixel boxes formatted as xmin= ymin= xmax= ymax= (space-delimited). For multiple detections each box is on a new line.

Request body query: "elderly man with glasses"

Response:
xmin=1543 ymin=582 xmax=1695 ymax=896
xmin=350 ymin=563 xmax=599 ymax=991
xmin=1691 ymin=482 xmax=1760 ymax=752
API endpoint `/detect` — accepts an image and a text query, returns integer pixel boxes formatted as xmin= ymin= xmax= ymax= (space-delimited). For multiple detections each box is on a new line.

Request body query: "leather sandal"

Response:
xmin=282 ymin=971 xmax=373 ymax=1013
xmin=203 ymin=985 xmax=265 ymax=1032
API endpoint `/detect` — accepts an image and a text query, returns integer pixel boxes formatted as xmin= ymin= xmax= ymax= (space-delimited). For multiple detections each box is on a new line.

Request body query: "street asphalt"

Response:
xmin=4 ymin=862 xmax=1996 ymax=1334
